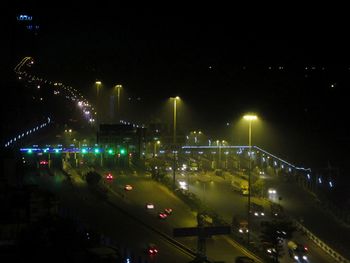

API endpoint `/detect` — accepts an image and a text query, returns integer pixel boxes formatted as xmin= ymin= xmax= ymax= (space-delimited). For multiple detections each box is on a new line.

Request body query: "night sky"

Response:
xmin=8 ymin=5 xmax=350 ymax=175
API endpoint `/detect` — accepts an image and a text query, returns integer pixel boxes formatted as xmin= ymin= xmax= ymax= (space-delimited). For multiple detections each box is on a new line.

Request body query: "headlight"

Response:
xmin=254 ymin=212 xmax=258 ymax=216
xmin=303 ymin=255 xmax=307 ymax=260
xmin=239 ymin=229 xmax=243 ymax=233
xmin=294 ymin=255 xmax=299 ymax=260
xmin=261 ymin=212 xmax=265 ymax=216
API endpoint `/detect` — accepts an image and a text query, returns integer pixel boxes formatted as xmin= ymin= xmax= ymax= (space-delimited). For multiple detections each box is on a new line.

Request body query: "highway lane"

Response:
xmin=90 ymin=167 xmax=264 ymax=262
xmin=176 ymin=170 xmax=336 ymax=263
xmin=23 ymin=154 xmax=340 ymax=263
xmin=24 ymin=171 xmax=195 ymax=263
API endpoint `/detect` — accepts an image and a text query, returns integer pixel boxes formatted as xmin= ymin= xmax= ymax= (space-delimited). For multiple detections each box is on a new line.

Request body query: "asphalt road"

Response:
xmin=24 ymin=170 xmax=195 ymax=263
xmin=93 ymin=166 xmax=263 ymax=262
xmin=175 ymin=170 xmax=336 ymax=263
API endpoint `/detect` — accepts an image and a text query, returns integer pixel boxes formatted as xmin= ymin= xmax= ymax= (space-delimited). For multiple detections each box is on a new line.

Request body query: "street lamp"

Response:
xmin=171 ymin=96 xmax=180 ymax=188
xmin=95 ymin=81 xmax=102 ymax=98
xmin=172 ymin=96 xmax=180 ymax=144
xmin=95 ymin=81 xmax=102 ymax=124
xmin=115 ymin=84 xmax=122 ymax=121
xmin=243 ymin=114 xmax=258 ymax=245
xmin=153 ymin=140 xmax=160 ymax=157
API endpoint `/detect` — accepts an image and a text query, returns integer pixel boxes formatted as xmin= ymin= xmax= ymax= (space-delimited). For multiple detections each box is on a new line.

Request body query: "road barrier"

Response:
xmin=293 ymin=220 xmax=349 ymax=263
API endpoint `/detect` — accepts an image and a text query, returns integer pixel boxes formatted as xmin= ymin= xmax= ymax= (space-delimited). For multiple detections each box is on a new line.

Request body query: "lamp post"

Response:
xmin=95 ymin=81 xmax=102 ymax=125
xmin=153 ymin=140 xmax=160 ymax=157
xmin=171 ymin=96 xmax=180 ymax=189
xmin=243 ymin=114 xmax=258 ymax=245
xmin=115 ymin=84 xmax=122 ymax=121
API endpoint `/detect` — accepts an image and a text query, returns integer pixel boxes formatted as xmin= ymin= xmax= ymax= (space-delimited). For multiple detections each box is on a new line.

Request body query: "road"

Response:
xmin=24 ymin=170 xmax=194 ymax=263
xmin=275 ymin=177 xmax=350 ymax=259
xmin=172 ymin=169 xmax=336 ymax=263
xmin=92 ymin=166 xmax=264 ymax=262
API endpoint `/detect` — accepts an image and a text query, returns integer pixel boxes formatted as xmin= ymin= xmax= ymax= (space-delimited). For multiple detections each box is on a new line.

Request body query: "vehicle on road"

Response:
xmin=250 ymin=202 xmax=265 ymax=217
xmin=106 ymin=173 xmax=113 ymax=180
xmin=270 ymin=202 xmax=285 ymax=218
xmin=146 ymin=243 xmax=158 ymax=255
xmin=231 ymin=175 xmax=249 ymax=195
xmin=197 ymin=212 xmax=213 ymax=226
xmin=146 ymin=203 xmax=154 ymax=209
xmin=262 ymin=241 xmax=277 ymax=259
xmin=158 ymin=212 xmax=168 ymax=219
xmin=288 ymin=240 xmax=308 ymax=262
xmin=164 ymin=208 xmax=173 ymax=215
xmin=124 ymin=184 xmax=133 ymax=191
xmin=234 ymin=218 xmax=248 ymax=234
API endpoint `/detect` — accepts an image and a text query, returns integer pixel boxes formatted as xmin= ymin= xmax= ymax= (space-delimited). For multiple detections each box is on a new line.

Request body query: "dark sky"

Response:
xmin=8 ymin=5 xmax=350 ymax=171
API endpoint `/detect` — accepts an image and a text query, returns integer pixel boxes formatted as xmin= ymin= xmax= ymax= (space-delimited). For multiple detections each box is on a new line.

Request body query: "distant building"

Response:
xmin=97 ymin=124 xmax=146 ymax=158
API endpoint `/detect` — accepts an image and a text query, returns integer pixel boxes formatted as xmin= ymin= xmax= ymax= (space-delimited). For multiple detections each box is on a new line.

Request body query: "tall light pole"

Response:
xmin=115 ymin=84 xmax=122 ymax=121
xmin=153 ymin=140 xmax=160 ymax=157
xmin=95 ymin=81 xmax=102 ymax=125
xmin=243 ymin=114 xmax=258 ymax=245
xmin=171 ymin=96 xmax=180 ymax=188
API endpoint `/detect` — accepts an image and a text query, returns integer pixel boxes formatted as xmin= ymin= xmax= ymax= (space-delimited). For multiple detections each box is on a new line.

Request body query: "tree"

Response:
xmin=252 ymin=178 xmax=265 ymax=197
xmin=85 ymin=171 xmax=101 ymax=187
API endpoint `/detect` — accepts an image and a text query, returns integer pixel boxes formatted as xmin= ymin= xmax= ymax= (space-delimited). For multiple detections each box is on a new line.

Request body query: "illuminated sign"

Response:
xmin=17 ymin=15 xmax=33 ymax=21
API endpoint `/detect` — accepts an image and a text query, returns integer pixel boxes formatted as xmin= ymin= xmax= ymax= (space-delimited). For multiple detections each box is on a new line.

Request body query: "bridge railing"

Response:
xmin=293 ymin=219 xmax=349 ymax=263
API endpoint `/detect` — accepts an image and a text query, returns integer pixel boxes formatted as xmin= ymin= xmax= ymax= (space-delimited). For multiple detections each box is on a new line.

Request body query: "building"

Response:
xmin=97 ymin=124 xmax=146 ymax=158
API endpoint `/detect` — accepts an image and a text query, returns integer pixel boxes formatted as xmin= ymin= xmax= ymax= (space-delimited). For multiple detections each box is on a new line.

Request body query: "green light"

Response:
xmin=82 ymin=148 xmax=87 ymax=154
xmin=108 ymin=149 xmax=114 ymax=155
xmin=43 ymin=149 xmax=47 ymax=153
xmin=120 ymin=148 xmax=126 ymax=155
xmin=28 ymin=149 xmax=32 ymax=154
xmin=55 ymin=149 xmax=59 ymax=153
xmin=94 ymin=148 xmax=100 ymax=154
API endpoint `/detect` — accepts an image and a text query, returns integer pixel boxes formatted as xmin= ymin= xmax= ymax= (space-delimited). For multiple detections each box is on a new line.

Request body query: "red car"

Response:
xmin=147 ymin=243 xmax=158 ymax=255
xmin=158 ymin=212 xmax=168 ymax=219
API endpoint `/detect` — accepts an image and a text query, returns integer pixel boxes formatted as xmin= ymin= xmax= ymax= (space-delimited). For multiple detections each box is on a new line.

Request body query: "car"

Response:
xmin=158 ymin=212 xmax=168 ymax=219
xmin=250 ymin=202 xmax=265 ymax=217
xmin=124 ymin=184 xmax=133 ymax=191
xmin=237 ymin=220 xmax=248 ymax=233
xmin=164 ymin=208 xmax=173 ymax=215
xmin=235 ymin=256 xmax=255 ymax=263
xmin=262 ymin=242 xmax=277 ymax=258
xmin=146 ymin=203 xmax=155 ymax=209
xmin=106 ymin=173 xmax=113 ymax=180
xmin=270 ymin=203 xmax=285 ymax=218
xmin=288 ymin=241 xmax=308 ymax=262
xmin=147 ymin=243 xmax=158 ymax=255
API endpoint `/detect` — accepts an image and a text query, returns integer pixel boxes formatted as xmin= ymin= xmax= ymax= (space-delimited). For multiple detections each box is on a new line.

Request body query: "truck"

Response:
xmin=231 ymin=175 xmax=249 ymax=195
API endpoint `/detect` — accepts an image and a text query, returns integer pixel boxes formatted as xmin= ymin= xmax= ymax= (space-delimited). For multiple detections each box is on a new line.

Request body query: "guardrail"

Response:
xmin=293 ymin=220 xmax=349 ymax=263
